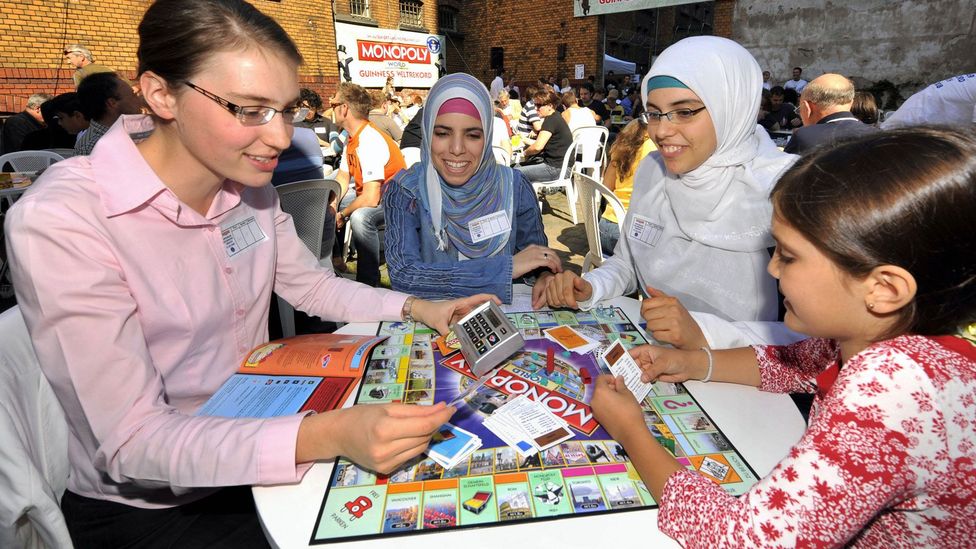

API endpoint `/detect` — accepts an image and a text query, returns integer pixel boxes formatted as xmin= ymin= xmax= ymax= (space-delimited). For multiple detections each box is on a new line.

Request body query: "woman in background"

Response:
xmin=599 ymin=117 xmax=655 ymax=255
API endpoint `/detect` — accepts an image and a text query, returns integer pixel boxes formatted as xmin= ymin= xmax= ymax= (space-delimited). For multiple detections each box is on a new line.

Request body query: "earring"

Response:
xmin=867 ymin=302 xmax=876 ymax=310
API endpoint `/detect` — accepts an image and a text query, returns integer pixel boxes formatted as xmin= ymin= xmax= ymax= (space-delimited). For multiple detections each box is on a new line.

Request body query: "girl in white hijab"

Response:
xmin=540 ymin=36 xmax=798 ymax=344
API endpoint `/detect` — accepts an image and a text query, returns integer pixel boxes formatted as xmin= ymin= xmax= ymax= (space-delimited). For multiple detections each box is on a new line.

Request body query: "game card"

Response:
xmin=544 ymin=325 xmax=599 ymax=354
xmin=600 ymin=340 xmax=653 ymax=402
xmin=427 ymin=423 xmax=483 ymax=469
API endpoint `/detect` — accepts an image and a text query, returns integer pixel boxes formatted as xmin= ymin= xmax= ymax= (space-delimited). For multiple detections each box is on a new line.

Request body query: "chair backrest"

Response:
xmin=573 ymin=172 xmax=627 ymax=272
xmin=492 ymin=145 xmax=510 ymax=166
xmin=571 ymin=126 xmax=609 ymax=180
xmin=275 ymin=178 xmax=341 ymax=259
xmin=0 ymin=306 xmax=73 ymax=548
xmin=44 ymin=148 xmax=75 ymax=160
xmin=0 ymin=151 xmax=64 ymax=173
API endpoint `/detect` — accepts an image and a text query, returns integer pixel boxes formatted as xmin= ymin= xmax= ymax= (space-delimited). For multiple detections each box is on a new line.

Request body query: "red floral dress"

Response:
xmin=658 ymin=335 xmax=976 ymax=548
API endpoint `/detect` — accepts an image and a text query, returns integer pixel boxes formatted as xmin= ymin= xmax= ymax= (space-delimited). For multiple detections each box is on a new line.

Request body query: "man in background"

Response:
xmin=785 ymin=74 xmax=877 ymax=155
xmin=74 ymin=72 xmax=143 ymax=155
xmin=330 ymin=83 xmax=405 ymax=286
xmin=784 ymin=66 xmax=808 ymax=95
xmin=63 ymin=44 xmax=113 ymax=88
xmin=1 ymin=93 xmax=50 ymax=155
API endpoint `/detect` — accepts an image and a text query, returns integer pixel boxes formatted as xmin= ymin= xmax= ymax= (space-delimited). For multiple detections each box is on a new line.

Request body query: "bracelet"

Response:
xmin=401 ymin=296 xmax=416 ymax=322
xmin=700 ymin=346 xmax=714 ymax=383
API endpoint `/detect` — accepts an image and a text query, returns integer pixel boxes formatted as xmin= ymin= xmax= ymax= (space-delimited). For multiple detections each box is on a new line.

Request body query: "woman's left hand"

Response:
xmin=590 ymin=374 xmax=646 ymax=446
xmin=513 ymin=244 xmax=562 ymax=278
xmin=410 ymin=294 xmax=501 ymax=335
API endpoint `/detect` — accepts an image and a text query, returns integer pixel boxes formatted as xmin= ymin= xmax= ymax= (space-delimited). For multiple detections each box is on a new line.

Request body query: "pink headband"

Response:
xmin=437 ymin=98 xmax=480 ymax=121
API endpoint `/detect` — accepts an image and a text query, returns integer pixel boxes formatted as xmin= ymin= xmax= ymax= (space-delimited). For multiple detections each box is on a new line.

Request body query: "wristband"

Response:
xmin=700 ymin=346 xmax=713 ymax=383
xmin=401 ymin=296 xmax=416 ymax=322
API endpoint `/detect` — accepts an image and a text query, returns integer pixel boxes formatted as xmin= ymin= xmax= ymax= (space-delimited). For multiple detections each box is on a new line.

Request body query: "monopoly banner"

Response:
xmin=573 ymin=0 xmax=700 ymax=17
xmin=334 ymin=22 xmax=446 ymax=88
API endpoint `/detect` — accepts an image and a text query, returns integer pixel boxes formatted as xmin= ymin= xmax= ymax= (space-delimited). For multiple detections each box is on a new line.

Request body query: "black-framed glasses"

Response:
xmin=640 ymin=106 xmax=707 ymax=125
xmin=185 ymin=81 xmax=308 ymax=126
xmin=63 ymin=50 xmax=82 ymax=55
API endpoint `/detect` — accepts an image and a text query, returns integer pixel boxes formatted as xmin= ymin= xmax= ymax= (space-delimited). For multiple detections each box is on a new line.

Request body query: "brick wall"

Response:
xmin=713 ymin=0 xmax=735 ymax=39
xmin=459 ymin=0 xmax=601 ymax=93
xmin=0 ymin=0 xmax=344 ymax=114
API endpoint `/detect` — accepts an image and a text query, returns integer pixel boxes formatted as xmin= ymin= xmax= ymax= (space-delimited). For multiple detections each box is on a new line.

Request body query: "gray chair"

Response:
xmin=0 ymin=150 xmax=64 ymax=173
xmin=573 ymin=172 xmax=627 ymax=273
xmin=274 ymin=178 xmax=341 ymax=337
xmin=0 ymin=306 xmax=73 ymax=549
xmin=44 ymin=148 xmax=75 ymax=159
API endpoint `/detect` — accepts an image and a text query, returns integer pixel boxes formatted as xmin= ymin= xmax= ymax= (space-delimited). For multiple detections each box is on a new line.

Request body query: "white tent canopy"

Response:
xmin=603 ymin=54 xmax=637 ymax=76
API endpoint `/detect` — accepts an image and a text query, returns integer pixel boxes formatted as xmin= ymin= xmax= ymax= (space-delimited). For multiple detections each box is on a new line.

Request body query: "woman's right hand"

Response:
xmin=512 ymin=244 xmax=562 ymax=278
xmin=299 ymin=402 xmax=455 ymax=474
xmin=640 ymin=286 xmax=707 ymax=350
xmin=542 ymin=271 xmax=593 ymax=309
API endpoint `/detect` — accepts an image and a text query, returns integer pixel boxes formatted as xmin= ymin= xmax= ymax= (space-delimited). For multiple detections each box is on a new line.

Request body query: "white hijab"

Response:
xmin=642 ymin=36 xmax=797 ymax=252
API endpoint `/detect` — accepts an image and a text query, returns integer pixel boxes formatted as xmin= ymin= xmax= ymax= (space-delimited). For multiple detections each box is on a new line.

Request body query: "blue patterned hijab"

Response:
xmin=415 ymin=73 xmax=515 ymax=257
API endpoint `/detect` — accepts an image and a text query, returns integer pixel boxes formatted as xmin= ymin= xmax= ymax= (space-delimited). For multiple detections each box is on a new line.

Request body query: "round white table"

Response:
xmin=253 ymin=294 xmax=806 ymax=548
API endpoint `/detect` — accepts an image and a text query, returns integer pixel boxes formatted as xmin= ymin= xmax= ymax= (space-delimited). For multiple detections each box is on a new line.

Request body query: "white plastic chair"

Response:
xmin=573 ymin=172 xmax=627 ymax=273
xmin=44 ymin=148 xmax=75 ymax=159
xmin=274 ymin=178 xmax=341 ymax=337
xmin=571 ymin=126 xmax=609 ymax=182
xmin=492 ymin=145 xmax=511 ymax=166
xmin=0 ymin=150 xmax=64 ymax=173
xmin=531 ymin=145 xmax=579 ymax=225
xmin=0 ymin=306 xmax=73 ymax=549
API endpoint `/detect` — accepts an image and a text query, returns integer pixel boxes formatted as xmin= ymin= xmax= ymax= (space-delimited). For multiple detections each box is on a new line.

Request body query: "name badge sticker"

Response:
xmin=628 ymin=214 xmax=664 ymax=247
xmin=468 ymin=210 xmax=511 ymax=243
xmin=221 ymin=215 xmax=268 ymax=258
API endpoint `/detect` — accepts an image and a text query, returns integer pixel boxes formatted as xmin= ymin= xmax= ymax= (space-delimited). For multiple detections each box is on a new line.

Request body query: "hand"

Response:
xmin=630 ymin=345 xmax=705 ymax=384
xmin=544 ymin=271 xmax=593 ymax=309
xmin=590 ymin=374 xmax=645 ymax=446
xmin=640 ymin=286 xmax=706 ymax=350
xmin=331 ymin=402 xmax=456 ymax=473
xmin=411 ymin=293 xmax=501 ymax=335
xmin=512 ymin=244 xmax=562 ymax=279
xmin=531 ymin=271 xmax=554 ymax=309
xmin=336 ymin=212 xmax=347 ymax=229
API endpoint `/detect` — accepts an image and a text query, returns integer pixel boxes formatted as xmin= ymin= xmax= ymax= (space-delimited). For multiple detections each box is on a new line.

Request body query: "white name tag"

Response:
xmin=221 ymin=216 xmax=268 ymax=258
xmin=628 ymin=214 xmax=664 ymax=247
xmin=468 ymin=210 xmax=511 ymax=244
xmin=314 ymin=127 xmax=328 ymax=135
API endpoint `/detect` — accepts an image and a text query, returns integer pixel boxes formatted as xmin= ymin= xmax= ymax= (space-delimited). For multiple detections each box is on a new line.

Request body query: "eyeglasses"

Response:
xmin=185 ymin=81 xmax=309 ymax=126
xmin=63 ymin=50 xmax=82 ymax=56
xmin=640 ymin=106 xmax=707 ymax=125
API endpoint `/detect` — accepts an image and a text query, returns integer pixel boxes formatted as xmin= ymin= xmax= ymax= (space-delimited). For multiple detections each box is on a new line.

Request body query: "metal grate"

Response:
xmin=438 ymin=5 xmax=457 ymax=32
xmin=350 ymin=0 xmax=369 ymax=17
xmin=399 ymin=0 xmax=424 ymax=28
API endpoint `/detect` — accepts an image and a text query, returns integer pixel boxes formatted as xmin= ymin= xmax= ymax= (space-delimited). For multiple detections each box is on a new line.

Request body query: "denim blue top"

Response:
xmin=383 ymin=168 xmax=547 ymax=303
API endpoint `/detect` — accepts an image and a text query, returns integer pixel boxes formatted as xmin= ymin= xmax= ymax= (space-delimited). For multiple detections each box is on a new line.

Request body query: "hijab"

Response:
xmin=414 ymin=73 xmax=515 ymax=256
xmin=641 ymin=36 xmax=797 ymax=252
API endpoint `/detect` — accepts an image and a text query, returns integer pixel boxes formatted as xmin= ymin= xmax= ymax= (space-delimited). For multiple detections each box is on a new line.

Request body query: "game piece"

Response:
xmin=580 ymin=369 xmax=592 ymax=384
xmin=546 ymin=346 xmax=555 ymax=375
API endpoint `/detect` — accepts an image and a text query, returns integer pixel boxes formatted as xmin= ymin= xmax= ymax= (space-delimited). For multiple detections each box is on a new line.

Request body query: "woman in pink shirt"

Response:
xmin=4 ymin=0 xmax=490 ymax=546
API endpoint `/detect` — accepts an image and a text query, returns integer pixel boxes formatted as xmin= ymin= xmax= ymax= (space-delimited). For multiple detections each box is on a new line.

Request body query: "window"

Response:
xmin=438 ymin=5 xmax=458 ymax=32
xmin=399 ymin=0 xmax=424 ymax=28
xmin=350 ymin=0 xmax=369 ymax=17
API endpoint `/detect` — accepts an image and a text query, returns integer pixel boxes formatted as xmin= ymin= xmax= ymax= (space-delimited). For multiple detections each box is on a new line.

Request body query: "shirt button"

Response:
xmin=208 ymin=226 xmax=216 ymax=232
xmin=236 ymin=309 xmax=245 ymax=316
xmin=224 ymin=267 xmax=232 ymax=274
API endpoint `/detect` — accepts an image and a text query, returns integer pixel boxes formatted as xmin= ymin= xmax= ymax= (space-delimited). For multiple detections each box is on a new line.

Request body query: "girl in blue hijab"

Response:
xmin=383 ymin=73 xmax=560 ymax=303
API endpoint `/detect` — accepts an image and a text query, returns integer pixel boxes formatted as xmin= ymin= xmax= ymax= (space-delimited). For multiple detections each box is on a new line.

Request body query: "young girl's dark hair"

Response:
xmin=771 ymin=126 xmax=976 ymax=337
xmin=608 ymin=118 xmax=649 ymax=177
xmin=137 ymin=0 xmax=302 ymax=86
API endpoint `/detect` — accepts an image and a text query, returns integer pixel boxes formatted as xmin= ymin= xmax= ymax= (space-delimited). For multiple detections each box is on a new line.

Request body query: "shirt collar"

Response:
xmin=92 ymin=114 xmax=242 ymax=223
xmin=817 ymin=111 xmax=857 ymax=125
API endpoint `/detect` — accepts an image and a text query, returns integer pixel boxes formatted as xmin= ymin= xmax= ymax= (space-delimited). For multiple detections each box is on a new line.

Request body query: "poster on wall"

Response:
xmin=573 ymin=0 xmax=700 ymax=18
xmin=335 ymin=22 xmax=446 ymax=89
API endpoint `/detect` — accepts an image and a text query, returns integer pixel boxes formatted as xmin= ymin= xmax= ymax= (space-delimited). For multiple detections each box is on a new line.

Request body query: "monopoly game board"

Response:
xmin=309 ymin=307 xmax=759 ymax=544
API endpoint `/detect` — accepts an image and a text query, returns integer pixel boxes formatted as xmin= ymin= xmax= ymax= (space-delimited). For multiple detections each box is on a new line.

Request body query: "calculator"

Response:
xmin=451 ymin=300 xmax=524 ymax=377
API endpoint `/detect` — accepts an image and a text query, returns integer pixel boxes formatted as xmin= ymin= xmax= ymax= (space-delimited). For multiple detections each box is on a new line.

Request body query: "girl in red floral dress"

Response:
xmin=591 ymin=126 xmax=976 ymax=548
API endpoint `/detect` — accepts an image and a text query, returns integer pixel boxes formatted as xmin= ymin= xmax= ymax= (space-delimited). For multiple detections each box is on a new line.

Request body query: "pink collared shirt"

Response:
xmin=4 ymin=115 xmax=408 ymax=508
